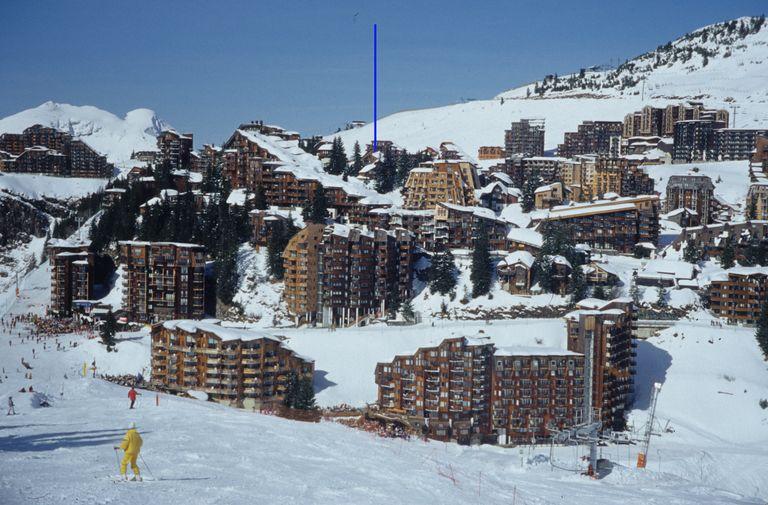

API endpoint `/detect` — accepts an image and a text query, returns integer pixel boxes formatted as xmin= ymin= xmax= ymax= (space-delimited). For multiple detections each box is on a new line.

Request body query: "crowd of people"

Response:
xmin=1 ymin=313 xmax=100 ymax=412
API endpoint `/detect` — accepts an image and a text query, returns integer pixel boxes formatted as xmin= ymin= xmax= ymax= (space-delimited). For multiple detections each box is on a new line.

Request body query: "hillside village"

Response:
xmin=2 ymin=13 xmax=768 ymax=505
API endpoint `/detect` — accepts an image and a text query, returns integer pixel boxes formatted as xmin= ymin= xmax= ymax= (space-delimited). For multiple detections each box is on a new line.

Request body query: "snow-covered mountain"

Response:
xmin=0 ymin=101 xmax=168 ymax=165
xmin=329 ymin=16 xmax=768 ymax=155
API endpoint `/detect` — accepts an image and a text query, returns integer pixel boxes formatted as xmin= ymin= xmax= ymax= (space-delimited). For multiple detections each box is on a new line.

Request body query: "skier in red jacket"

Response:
xmin=128 ymin=386 xmax=140 ymax=409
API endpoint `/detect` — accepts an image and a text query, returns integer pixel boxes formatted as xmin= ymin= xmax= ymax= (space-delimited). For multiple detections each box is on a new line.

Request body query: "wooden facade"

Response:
xmin=119 ymin=241 xmax=206 ymax=323
xmin=539 ymin=195 xmax=660 ymax=253
xmin=374 ymin=336 xmax=587 ymax=445
xmin=0 ymin=125 xmax=112 ymax=177
xmin=151 ymin=320 xmax=313 ymax=409
xmin=49 ymin=241 xmax=94 ymax=316
xmin=402 ymin=161 xmax=479 ymax=210
xmin=564 ymin=298 xmax=636 ymax=431
xmin=707 ymin=268 xmax=768 ymax=325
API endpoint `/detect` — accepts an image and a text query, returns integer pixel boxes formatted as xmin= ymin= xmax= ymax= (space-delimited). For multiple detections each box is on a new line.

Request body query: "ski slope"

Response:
xmin=1 ymin=263 xmax=768 ymax=504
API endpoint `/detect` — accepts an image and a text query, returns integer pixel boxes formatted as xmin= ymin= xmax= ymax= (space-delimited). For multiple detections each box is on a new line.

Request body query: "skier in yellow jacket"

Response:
xmin=114 ymin=422 xmax=143 ymax=481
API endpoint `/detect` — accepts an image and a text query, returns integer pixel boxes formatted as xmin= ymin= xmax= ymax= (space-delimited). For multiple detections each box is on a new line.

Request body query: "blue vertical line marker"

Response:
xmin=373 ymin=23 xmax=378 ymax=152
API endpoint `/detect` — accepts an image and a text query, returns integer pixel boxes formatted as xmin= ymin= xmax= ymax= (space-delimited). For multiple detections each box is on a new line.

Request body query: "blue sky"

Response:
xmin=1 ymin=1 xmax=764 ymax=145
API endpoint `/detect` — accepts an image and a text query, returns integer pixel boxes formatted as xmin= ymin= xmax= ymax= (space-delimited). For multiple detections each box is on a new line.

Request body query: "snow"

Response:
xmin=0 ymin=172 xmax=108 ymax=200
xmin=1 ymin=265 xmax=768 ymax=503
xmin=499 ymin=250 xmax=536 ymax=269
xmin=0 ymin=101 xmax=166 ymax=165
xmin=644 ymin=160 xmax=751 ymax=211
xmin=330 ymin=19 xmax=768 ymax=160
xmin=640 ymin=259 xmax=697 ymax=281
xmin=232 ymin=128 xmax=395 ymax=206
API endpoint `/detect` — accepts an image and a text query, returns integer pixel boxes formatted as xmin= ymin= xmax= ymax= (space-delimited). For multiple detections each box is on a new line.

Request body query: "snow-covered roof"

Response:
xmin=438 ymin=202 xmax=506 ymax=222
xmin=49 ymin=238 xmax=91 ymax=248
xmin=499 ymin=250 xmax=535 ymax=269
xmin=494 ymin=346 xmax=581 ymax=357
xmin=547 ymin=255 xmax=572 ymax=268
xmin=230 ymin=128 xmax=393 ymax=206
xmin=546 ymin=202 xmax=638 ymax=220
xmin=489 ymin=172 xmax=513 ymax=186
xmin=505 ymin=227 xmax=543 ymax=248
xmin=119 ymin=240 xmax=203 ymax=248
xmin=499 ymin=203 xmax=532 ymax=228
xmin=161 ymin=319 xmax=312 ymax=361
xmin=172 ymin=170 xmax=203 ymax=183
xmin=708 ymin=266 xmax=768 ymax=282
xmin=664 ymin=207 xmax=698 ymax=218
xmin=639 ymin=259 xmax=696 ymax=280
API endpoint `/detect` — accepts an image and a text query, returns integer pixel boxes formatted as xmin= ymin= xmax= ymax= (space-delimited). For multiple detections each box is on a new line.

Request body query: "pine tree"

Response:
xmin=683 ymin=242 xmax=701 ymax=264
xmin=154 ymin=160 xmax=174 ymax=190
xmin=282 ymin=372 xmax=299 ymax=407
xmin=521 ymin=170 xmax=542 ymax=212
xmin=747 ymin=197 xmax=757 ymax=220
xmin=294 ymin=377 xmax=317 ymax=410
xmin=216 ymin=244 xmax=239 ymax=305
xmin=535 ymin=257 xmax=554 ymax=293
xmin=327 ymin=137 xmax=347 ymax=175
xmin=374 ymin=147 xmax=395 ymax=194
xmin=470 ymin=221 xmax=492 ymax=298
xmin=593 ymin=284 xmax=607 ymax=300
xmin=302 ymin=186 xmax=329 ymax=224
xmin=100 ymin=311 xmax=118 ymax=352
xmin=720 ymin=239 xmax=736 ymax=269
xmin=252 ymin=185 xmax=268 ymax=210
xmin=395 ymin=150 xmax=412 ymax=188
xmin=429 ymin=249 xmax=457 ymax=295
xmin=347 ymin=141 xmax=363 ymax=177
xmin=267 ymin=222 xmax=287 ymax=279
xmin=755 ymin=301 xmax=768 ymax=359
xmin=401 ymin=298 xmax=415 ymax=322
xmin=569 ymin=263 xmax=588 ymax=305
xmin=656 ymin=284 xmax=667 ymax=307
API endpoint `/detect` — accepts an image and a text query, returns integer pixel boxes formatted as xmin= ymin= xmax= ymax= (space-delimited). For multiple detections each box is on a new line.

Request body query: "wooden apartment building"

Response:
xmin=564 ymin=298 xmax=636 ymax=431
xmin=428 ymin=202 xmax=509 ymax=251
xmin=119 ymin=241 xmax=206 ymax=323
xmin=591 ymin=158 xmax=654 ymax=199
xmin=283 ymin=223 xmax=414 ymax=327
xmin=151 ymin=319 xmax=313 ymax=409
xmin=49 ymin=240 xmax=94 ymax=316
xmin=665 ymin=174 xmax=715 ymax=225
xmin=221 ymin=123 xmax=384 ymax=218
xmin=374 ymin=336 xmax=587 ymax=445
xmin=707 ymin=267 xmax=768 ymax=325
xmin=0 ymin=125 xmax=113 ymax=177
xmin=557 ymin=121 xmax=622 ymax=158
xmin=157 ymin=129 xmax=194 ymax=171
xmin=402 ymin=160 xmax=479 ymax=210
xmin=537 ymin=195 xmax=660 ymax=253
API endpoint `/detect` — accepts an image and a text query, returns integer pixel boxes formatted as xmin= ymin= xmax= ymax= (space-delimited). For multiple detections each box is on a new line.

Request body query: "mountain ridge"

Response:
xmin=329 ymin=15 xmax=768 ymax=155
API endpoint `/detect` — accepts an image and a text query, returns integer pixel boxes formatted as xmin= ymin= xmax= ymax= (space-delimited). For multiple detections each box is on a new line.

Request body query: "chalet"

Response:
xmin=534 ymin=182 xmax=568 ymax=209
xmin=475 ymin=181 xmax=520 ymax=212
xmin=636 ymin=259 xmax=697 ymax=288
xmin=583 ymin=261 xmax=620 ymax=286
xmin=497 ymin=251 xmax=535 ymax=294
xmin=506 ymin=227 xmax=543 ymax=254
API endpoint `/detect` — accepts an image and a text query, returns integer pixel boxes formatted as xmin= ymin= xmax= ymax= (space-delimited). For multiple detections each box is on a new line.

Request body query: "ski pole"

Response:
xmin=139 ymin=454 xmax=156 ymax=480
xmin=114 ymin=448 xmax=121 ymax=474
